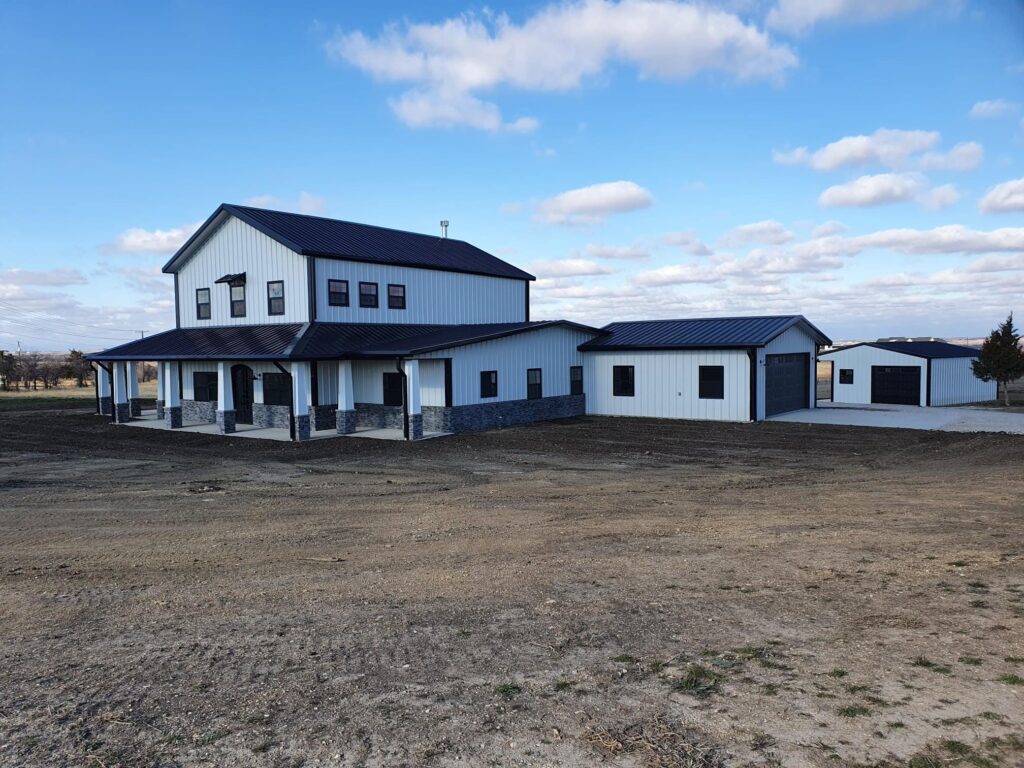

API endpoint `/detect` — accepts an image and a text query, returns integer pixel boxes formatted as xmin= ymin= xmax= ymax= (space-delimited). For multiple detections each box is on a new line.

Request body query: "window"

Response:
xmin=388 ymin=283 xmax=406 ymax=310
xmin=267 ymin=281 xmax=285 ymax=316
xmin=262 ymin=373 xmax=291 ymax=406
xmin=698 ymin=365 xmax=725 ymax=399
xmin=480 ymin=370 xmax=498 ymax=398
xmin=839 ymin=368 xmax=854 ymax=385
xmin=612 ymin=366 xmax=634 ymax=397
xmin=196 ymin=288 xmax=211 ymax=320
xmin=193 ymin=372 xmax=217 ymax=402
xmin=230 ymin=284 xmax=246 ymax=317
xmin=382 ymin=372 xmax=403 ymax=406
xmin=570 ymin=365 xmax=584 ymax=396
xmin=359 ymin=282 xmax=378 ymax=308
xmin=527 ymin=368 xmax=542 ymax=400
xmin=328 ymin=279 xmax=349 ymax=307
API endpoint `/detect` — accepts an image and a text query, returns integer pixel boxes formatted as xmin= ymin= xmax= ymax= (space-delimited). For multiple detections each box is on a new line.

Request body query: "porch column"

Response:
xmin=127 ymin=362 xmax=142 ymax=417
xmin=216 ymin=361 xmax=236 ymax=434
xmin=336 ymin=360 xmax=356 ymax=434
xmin=155 ymin=362 xmax=165 ymax=419
xmin=291 ymin=361 xmax=311 ymax=441
xmin=403 ymin=359 xmax=423 ymax=440
xmin=164 ymin=361 xmax=182 ymax=428
xmin=112 ymin=361 xmax=130 ymax=423
xmin=97 ymin=364 xmax=112 ymax=416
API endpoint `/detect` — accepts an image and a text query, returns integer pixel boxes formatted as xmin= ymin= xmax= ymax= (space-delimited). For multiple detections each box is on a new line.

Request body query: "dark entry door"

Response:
xmin=871 ymin=366 xmax=920 ymax=405
xmin=382 ymin=372 xmax=404 ymax=407
xmin=765 ymin=353 xmax=809 ymax=417
xmin=231 ymin=364 xmax=254 ymax=424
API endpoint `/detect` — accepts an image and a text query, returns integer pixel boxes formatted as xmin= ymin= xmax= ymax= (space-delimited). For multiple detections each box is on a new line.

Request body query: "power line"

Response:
xmin=0 ymin=299 xmax=145 ymax=334
xmin=0 ymin=316 xmax=136 ymax=342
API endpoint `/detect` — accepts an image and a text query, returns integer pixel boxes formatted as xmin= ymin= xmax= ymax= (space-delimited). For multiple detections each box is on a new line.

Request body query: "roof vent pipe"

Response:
xmin=440 ymin=220 xmax=449 ymax=238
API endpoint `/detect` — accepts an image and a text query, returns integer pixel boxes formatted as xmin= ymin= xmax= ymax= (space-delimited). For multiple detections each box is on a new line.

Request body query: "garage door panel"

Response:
xmin=870 ymin=366 xmax=920 ymax=406
xmin=765 ymin=353 xmax=809 ymax=417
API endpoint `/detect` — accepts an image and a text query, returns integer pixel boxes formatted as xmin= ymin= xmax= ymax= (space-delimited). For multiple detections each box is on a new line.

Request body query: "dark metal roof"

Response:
xmin=578 ymin=315 xmax=831 ymax=351
xmin=163 ymin=204 xmax=534 ymax=281
xmin=822 ymin=341 xmax=981 ymax=359
xmin=215 ymin=272 xmax=245 ymax=285
xmin=87 ymin=324 xmax=306 ymax=361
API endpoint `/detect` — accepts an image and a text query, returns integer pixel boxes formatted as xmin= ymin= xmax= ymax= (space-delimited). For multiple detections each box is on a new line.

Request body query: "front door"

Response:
xmin=231 ymin=364 xmax=255 ymax=424
xmin=382 ymin=372 xmax=404 ymax=407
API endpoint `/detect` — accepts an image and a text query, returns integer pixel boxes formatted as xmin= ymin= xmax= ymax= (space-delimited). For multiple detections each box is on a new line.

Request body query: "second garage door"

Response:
xmin=765 ymin=353 xmax=809 ymax=416
xmin=871 ymin=365 xmax=921 ymax=405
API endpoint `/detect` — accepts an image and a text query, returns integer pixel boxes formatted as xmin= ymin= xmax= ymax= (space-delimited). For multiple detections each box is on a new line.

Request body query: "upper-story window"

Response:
xmin=267 ymin=281 xmax=285 ymax=316
xmin=196 ymin=288 xmax=211 ymax=320
xmin=230 ymin=285 xmax=246 ymax=318
xmin=328 ymin=279 xmax=349 ymax=307
xmin=359 ymin=282 xmax=378 ymax=308
xmin=388 ymin=284 xmax=406 ymax=310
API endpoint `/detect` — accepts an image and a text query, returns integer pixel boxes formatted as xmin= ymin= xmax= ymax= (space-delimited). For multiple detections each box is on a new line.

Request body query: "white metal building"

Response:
xmin=820 ymin=341 xmax=996 ymax=407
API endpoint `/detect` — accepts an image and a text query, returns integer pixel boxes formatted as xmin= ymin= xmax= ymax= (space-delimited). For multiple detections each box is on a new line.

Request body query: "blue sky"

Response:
xmin=1 ymin=0 xmax=1022 ymax=351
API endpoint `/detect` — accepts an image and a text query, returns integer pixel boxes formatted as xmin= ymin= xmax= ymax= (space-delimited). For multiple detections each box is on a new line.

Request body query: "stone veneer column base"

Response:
xmin=114 ymin=402 xmax=131 ymax=423
xmin=99 ymin=396 xmax=113 ymax=416
xmin=408 ymin=413 xmax=424 ymax=440
xmin=129 ymin=398 xmax=143 ymax=418
xmin=336 ymin=409 xmax=357 ymax=435
xmin=294 ymin=414 xmax=311 ymax=441
xmin=164 ymin=406 xmax=182 ymax=429
xmin=155 ymin=399 xmax=165 ymax=420
xmin=216 ymin=409 xmax=237 ymax=434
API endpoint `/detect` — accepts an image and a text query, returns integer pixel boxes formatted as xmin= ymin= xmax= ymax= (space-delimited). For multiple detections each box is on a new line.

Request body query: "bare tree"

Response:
xmin=66 ymin=350 xmax=93 ymax=388
xmin=0 ymin=351 xmax=19 ymax=392
xmin=20 ymin=352 xmax=42 ymax=391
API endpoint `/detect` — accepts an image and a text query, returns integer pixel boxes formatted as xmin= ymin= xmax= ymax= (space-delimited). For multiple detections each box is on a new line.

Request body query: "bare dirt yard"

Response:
xmin=1 ymin=406 xmax=1022 ymax=767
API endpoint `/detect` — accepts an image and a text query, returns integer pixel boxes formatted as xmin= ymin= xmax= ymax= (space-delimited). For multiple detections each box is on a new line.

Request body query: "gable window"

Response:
xmin=388 ymin=283 xmax=406 ymax=310
xmin=570 ymin=365 xmax=584 ymax=396
xmin=262 ymin=373 xmax=292 ymax=406
xmin=267 ymin=281 xmax=285 ymax=316
xmin=480 ymin=370 xmax=498 ymax=399
xmin=382 ymin=372 xmax=403 ymax=406
xmin=698 ymin=365 xmax=725 ymax=399
xmin=612 ymin=365 xmax=634 ymax=397
xmin=328 ymin=279 xmax=349 ymax=307
xmin=527 ymin=368 xmax=542 ymax=400
xmin=196 ymin=288 xmax=211 ymax=320
xmin=193 ymin=372 xmax=217 ymax=402
xmin=839 ymin=368 xmax=854 ymax=385
xmin=359 ymin=281 xmax=378 ymax=308
xmin=230 ymin=284 xmax=246 ymax=317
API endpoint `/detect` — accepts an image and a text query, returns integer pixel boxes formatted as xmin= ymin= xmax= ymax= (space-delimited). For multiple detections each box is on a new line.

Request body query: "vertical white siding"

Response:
xmin=823 ymin=346 xmax=927 ymax=405
xmin=419 ymin=359 xmax=447 ymax=406
xmin=929 ymin=357 xmax=997 ymax=405
xmin=314 ymin=258 xmax=527 ymax=324
xmin=353 ymin=361 xmax=396 ymax=403
xmin=176 ymin=217 xmax=310 ymax=327
xmin=584 ymin=350 xmax=750 ymax=422
xmin=756 ymin=325 xmax=820 ymax=420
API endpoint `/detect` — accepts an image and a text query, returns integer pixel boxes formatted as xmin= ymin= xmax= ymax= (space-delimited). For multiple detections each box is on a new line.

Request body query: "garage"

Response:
xmin=871 ymin=365 xmax=920 ymax=405
xmin=765 ymin=353 xmax=810 ymax=416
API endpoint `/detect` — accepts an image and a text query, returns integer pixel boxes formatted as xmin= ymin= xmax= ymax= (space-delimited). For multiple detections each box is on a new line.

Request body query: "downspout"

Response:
xmin=273 ymin=361 xmax=295 ymax=441
xmin=396 ymin=357 xmax=409 ymax=440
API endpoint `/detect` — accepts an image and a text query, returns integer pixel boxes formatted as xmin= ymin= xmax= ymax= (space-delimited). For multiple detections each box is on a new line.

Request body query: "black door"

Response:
xmin=382 ymin=372 xmax=404 ymax=407
xmin=765 ymin=353 xmax=809 ymax=417
xmin=871 ymin=366 xmax=920 ymax=405
xmin=231 ymin=364 xmax=254 ymax=424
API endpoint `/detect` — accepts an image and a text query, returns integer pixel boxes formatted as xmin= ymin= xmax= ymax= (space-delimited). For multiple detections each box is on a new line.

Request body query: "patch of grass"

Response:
xmin=864 ymin=695 xmax=889 ymax=707
xmin=670 ymin=664 xmax=722 ymax=699
xmin=948 ymin=560 xmax=970 ymax=568
xmin=494 ymin=682 xmax=522 ymax=700
xmin=942 ymin=740 xmax=973 ymax=756
xmin=959 ymin=656 xmax=984 ymax=666
xmin=837 ymin=705 xmax=872 ymax=718
xmin=908 ymin=755 xmax=941 ymax=768
xmin=911 ymin=656 xmax=951 ymax=674
xmin=827 ymin=668 xmax=848 ymax=678
xmin=1005 ymin=656 xmax=1024 ymax=664
xmin=979 ymin=711 xmax=1005 ymax=721
xmin=846 ymin=684 xmax=870 ymax=694
xmin=887 ymin=721 xmax=906 ymax=729
xmin=553 ymin=680 xmax=572 ymax=692
xmin=966 ymin=580 xmax=989 ymax=590
xmin=761 ymin=683 xmax=780 ymax=696
xmin=611 ymin=654 xmax=639 ymax=664
xmin=750 ymin=733 xmax=777 ymax=750
xmin=970 ymin=599 xmax=990 ymax=608
xmin=196 ymin=729 xmax=232 ymax=746
xmin=997 ymin=674 xmax=1023 ymax=685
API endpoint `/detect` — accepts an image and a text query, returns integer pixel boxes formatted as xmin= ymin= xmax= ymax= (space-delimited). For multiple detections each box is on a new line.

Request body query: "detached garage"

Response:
xmin=820 ymin=341 xmax=996 ymax=407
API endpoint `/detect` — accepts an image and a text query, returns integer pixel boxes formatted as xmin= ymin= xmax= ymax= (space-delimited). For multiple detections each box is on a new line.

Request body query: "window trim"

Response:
xmin=527 ymin=368 xmax=542 ymax=400
xmin=698 ymin=365 xmax=725 ymax=400
xmin=359 ymin=281 xmax=379 ymax=308
xmin=267 ymin=280 xmax=285 ymax=316
xmin=480 ymin=370 xmax=498 ymax=399
xmin=387 ymin=283 xmax=406 ymax=310
xmin=327 ymin=279 xmax=349 ymax=307
xmin=612 ymin=365 xmax=635 ymax=397
xmin=195 ymin=288 xmax=211 ymax=320
xmin=230 ymin=284 xmax=246 ymax=318
xmin=570 ymin=365 xmax=584 ymax=396
xmin=839 ymin=368 xmax=854 ymax=385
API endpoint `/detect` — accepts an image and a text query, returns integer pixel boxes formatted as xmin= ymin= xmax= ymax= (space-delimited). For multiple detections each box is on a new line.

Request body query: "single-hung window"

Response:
xmin=196 ymin=288 xmax=211 ymax=320
xmin=612 ymin=365 xmax=634 ymax=397
xmin=570 ymin=365 xmax=583 ymax=396
xmin=698 ymin=365 xmax=725 ymax=399
xmin=230 ymin=284 xmax=246 ymax=317
xmin=328 ymin=279 xmax=349 ymax=307
xmin=267 ymin=281 xmax=285 ymax=316
xmin=193 ymin=372 xmax=217 ymax=402
xmin=359 ymin=282 xmax=378 ymax=308
xmin=388 ymin=283 xmax=406 ymax=309
xmin=480 ymin=370 xmax=498 ymax=398
xmin=527 ymin=368 xmax=542 ymax=400
xmin=262 ymin=373 xmax=292 ymax=406
xmin=839 ymin=368 xmax=854 ymax=385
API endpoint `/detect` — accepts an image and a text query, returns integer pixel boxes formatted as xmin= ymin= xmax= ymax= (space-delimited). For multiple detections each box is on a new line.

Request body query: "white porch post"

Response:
xmin=97 ymin=364 xmax=112 ymax=416
xmin=291 ymin=361 xmax=311 ymax=441
xmin=403 ymin=359 xmax=423 ymax=440
xmin=164 ymin=361 xmax=182 ymax=428
xmin=112 ymin=361 xmax=129 ymax=423
xmin=126 ymin=361 xmax=141 ymax=417
xmin=155 ymin=362 xmax=165 ymax=419
xmin=336 ymin=360 xmax=356 ymax=434
xmin=216 ymin=361 xmax=236 ymax=434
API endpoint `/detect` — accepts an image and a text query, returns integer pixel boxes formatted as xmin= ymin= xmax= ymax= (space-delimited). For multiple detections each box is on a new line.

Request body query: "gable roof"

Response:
xmin=821 ymin=340 xmax=981 ymax=360
xmin=163 ymin=204 xmax=534 ymax=281
xmin=578 ymin=315 xmax=831 ymax=351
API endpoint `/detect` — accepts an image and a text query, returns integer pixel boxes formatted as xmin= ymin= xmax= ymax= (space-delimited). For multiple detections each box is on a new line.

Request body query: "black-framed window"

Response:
xmin=262 ymin=373 xmax=292 ymax=406
xmin=839 ymin=368 xmax=854 ymax=385
xmin=328 ymin=279 xmax=349 ymax=307
xmin=267 ymin=281 xmax=285 ymax=316
xmin=527 ymin=368 xmax=542 ymax=400
xmin=193 ymin=372 xmax=217 ymax=402
xmin=570 ymin=365 xmax=583 ymax=396
xmin=612 ymin=365 xmax=634 ymax=397
xmin=382 ymin=372 xmax=403 ymax=406
xmin=196 ymin=288 xmax=211 ymax=320
xmin=359 ymin=281 xmax=378 ymax=308
xmin=480 ymin=370 xmax=498 ymax=398
xmin=388 ymin=283 xmax=406 ymax=310
xmin=698 ymin=365 xmax=725 ymax=399
xmin=230 ymin=284 xmax=246 ymax=317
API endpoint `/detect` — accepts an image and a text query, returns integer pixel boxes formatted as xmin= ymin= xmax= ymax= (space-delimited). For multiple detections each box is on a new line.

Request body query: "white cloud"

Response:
xmin=921 ymin=183 xmax=959 ymax=210
xmin=634 ymin=263 xmax=723 ymax=286
xmin=968 ymin=99 xmax=1020 ymax=119
xmin=328 ymin=1 xmax=797 ymax=131
xmin=766 ymin=0 xmax=929 ymax=34
xmin=774 ymin=128 xmax=939 ymax=171
xmin=812 ymin=220 xmax=847 ymax=237
xmin=661 ymin=231 xmax=712 ymax=255
xmin=718 ymin=219 xmax=795 ymax=247
xmin=978 ymin=177 xmax=1024 ymax=213
xmin=109 ymin=221 xmax=202 ymax=254
xmin=0 ymin=268 xmax=87 ymax=286
xmin=852 ymin=225 xmax=1024 ymax=254
xmin=244 ymin=192 xmax=328 ymax=215
xmin=583 ymin=243 xmax=650 ymax=260
xmin=818 ymin=173 xmax=923 ymax=207
xmin=534 ymin=181 xmax=653 ymax=225
xmin=527 ymin=258 xmax=614 ymax=278
xmin=918 ymin=141 xmax=983 ymax=171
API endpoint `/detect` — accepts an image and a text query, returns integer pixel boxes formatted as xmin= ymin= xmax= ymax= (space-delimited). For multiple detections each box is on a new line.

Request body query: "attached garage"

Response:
xmin=765 ymin=353 xmax=810 ymax=416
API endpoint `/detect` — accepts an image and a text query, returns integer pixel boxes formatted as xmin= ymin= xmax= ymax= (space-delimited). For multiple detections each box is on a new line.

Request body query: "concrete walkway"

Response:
xmin=771 ymin=401 xmax=1024 ymax=434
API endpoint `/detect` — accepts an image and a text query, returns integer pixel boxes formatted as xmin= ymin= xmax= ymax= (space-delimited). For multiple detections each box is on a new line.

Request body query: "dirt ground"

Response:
xmin=1 ymin=406 xmax=1022 ymax=768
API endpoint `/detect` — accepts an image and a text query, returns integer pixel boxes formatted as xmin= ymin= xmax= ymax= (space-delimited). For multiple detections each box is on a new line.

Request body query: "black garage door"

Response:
xmin=765 ymin=353 xmax=810 ymax=417
xmin=871 ymin=366 xmax=920 ymax=405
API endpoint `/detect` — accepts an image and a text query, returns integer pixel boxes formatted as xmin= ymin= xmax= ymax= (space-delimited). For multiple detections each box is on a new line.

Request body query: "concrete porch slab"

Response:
xmin=771 ymin=401 xmax=1024 ymax=434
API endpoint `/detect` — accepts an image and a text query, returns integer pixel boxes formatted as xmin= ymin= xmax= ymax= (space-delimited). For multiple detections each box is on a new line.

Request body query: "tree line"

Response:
xmin=0 ymin=350 xmax=157 ymax=392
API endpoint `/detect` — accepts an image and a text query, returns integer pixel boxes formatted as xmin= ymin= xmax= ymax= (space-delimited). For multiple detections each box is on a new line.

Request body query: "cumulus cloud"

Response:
xmin=812 ymin=220 xmax=847 ymax=237
xmin=633 ymin=263 xmax=723 ymax=286
xmin=244 ymin=192 xmax=328 ymax=215
xmin=108 ymin=221 xmax=202 ymax=254
xmin=0 ymin=268 xmax=87 ymax=286
xmin=968 ymin=99 xmax=1020 ymax=119
xmin=534 ymin=181 xmax=653 ymax=225
xmin=818 ymin=173 xmax=923 ymax=207
xmin=327 ymin=1 xmax=797 ymax=131
xmin=583 ymin=243 xmax=651 ymax=260
xmin=774 ymin=128 xmax=939 ymax=171
xmin=527 ymin=258 xmax=614 ymax=278
xmin=918 ymin=141 xmax=983 ymax=171
xmin=921 ymin=184 xmax=960 ymax=210
xmin=661 ymin=231 xmax=712 ymax=255
xmin=766 ymin=0 xmax=930 ymax=34
xmin=718 ymin=219 xmax=795 ymax=247
xmin=851 ymin=225 xmax=1024 ymax=254
xmin=978 ymin=177 xmax=1024 ymax=213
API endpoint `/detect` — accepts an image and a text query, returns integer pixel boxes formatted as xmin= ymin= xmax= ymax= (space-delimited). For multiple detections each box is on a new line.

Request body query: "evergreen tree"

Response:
xmin=972 ymin=313 xmax=1024 ymax=406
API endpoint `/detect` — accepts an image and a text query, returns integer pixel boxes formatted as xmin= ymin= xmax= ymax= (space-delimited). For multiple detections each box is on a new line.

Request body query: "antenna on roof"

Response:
xmin=440 ymin=220 xmax=449 ymax=238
